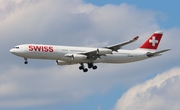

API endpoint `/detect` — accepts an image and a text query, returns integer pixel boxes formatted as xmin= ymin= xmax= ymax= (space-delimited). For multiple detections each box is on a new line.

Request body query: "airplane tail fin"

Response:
xmin=139 ymin=31 xmax=163 ymax=50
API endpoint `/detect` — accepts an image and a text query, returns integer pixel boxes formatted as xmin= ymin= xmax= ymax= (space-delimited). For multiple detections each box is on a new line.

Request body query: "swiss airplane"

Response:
xmin=10 ymin=31 xmax=170 ymax=72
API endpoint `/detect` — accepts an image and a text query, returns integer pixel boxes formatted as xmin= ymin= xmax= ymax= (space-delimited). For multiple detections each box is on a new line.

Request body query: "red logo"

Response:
xmin=28 ymin=45 xmax=54 ymax=52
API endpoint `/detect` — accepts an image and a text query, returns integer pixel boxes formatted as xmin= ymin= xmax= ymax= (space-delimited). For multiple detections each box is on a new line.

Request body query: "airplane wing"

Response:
xmin=82 ymin=50 xmax=100 ymax=59
xmin=147 ymin=49 xmax=171 ymax=57
xmin=81 ymin=36 xmax=139 ymax=59
xmin=65 ymin=36 xmax=139 ymax=60
xmin=105 ymin=36 xmax=139 ymax=51
xmin=65 ymin=50 xmax=100 ymax=60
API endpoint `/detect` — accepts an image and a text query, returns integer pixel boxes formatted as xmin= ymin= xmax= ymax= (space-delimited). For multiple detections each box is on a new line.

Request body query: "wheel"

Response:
xmin=79 ymin=65 xmax=84 ymax=70
xmin=88 ymin=65 xmax=92 ymax=68
xmin=24 ymin=61 xmax=28 ymax=64
xmin=88 ymin=63 xmax=93 ymax=68
xmin=83 ymin=68 xmax=88 ymax=72
xmin=92 ymin=65 xmax=97 ymax=70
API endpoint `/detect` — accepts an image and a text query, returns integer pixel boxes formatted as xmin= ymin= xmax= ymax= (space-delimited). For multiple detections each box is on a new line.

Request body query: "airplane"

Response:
xmin=10 ymin=31 xmax=170 ymax=72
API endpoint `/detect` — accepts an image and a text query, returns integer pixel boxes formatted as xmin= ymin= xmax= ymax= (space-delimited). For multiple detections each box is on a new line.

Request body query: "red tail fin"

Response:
xmin=140 ymin=31 xmax=163 ymax=50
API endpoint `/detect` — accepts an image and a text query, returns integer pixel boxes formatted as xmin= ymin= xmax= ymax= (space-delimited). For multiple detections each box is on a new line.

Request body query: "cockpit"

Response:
xmin=14 ymin=46 xmax=20 ymax=49
xmin=10 ymin=46 xmax=21 ymax=54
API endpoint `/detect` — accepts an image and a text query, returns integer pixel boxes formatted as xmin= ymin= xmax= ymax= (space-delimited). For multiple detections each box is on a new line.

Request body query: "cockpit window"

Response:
xmin=14 ymin=47 xmax=19 ymax=49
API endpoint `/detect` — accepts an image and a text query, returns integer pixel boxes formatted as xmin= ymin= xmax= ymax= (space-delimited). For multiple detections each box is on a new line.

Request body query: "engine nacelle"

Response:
xmin=97 ymin=48 xmax=112 ymax=55
xmin=64 ymin=54 xmax=87 ymax=60
xmin=56 ymin=60 xmax=73 ymax=65
xmin=72 ymin=54 xmax=87 ymax=60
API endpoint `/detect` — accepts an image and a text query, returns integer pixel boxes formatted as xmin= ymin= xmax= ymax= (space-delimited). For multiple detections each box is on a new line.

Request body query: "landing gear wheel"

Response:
xmin=24 ymin=58 xmax=28 ymax=64
xmin=83 ymin=68 xmax=88 ymax=72
xmin=79 ymin=65 xmax=84 ymax=70
xmin=92 ymin=65 xmax=97 ymax=70
xmin=88 ymin=63 xmax=93 ymax=69
xmin=24 ymin=61 xmax=28 ymax=64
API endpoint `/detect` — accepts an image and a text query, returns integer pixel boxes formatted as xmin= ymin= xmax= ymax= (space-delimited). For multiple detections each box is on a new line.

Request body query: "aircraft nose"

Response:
xmin=10 ymin=48 xmax=15 ymax=54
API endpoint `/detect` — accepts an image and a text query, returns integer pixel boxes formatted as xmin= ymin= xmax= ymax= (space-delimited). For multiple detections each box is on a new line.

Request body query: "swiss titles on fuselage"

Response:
xmin=28 ymin=45 xmax=54 ymax=52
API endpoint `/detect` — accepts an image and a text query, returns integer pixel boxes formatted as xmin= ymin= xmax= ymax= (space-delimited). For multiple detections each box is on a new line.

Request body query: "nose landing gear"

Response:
xmin=24 ymin=58 xmax=28 ymax=64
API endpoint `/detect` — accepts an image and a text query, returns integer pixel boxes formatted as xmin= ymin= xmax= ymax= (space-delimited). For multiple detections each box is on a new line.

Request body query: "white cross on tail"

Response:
xmin=149 ymin=36 xmax=158 ymax=46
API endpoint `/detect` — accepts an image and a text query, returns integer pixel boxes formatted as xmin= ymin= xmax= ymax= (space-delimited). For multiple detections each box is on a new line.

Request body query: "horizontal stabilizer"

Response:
xmin=147 ymin=49 xmax=171 ymax=57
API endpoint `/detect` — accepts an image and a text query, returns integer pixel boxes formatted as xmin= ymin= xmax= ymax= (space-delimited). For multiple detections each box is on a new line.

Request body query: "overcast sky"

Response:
xmin=1 ymin=0 xmax=180 ymax=110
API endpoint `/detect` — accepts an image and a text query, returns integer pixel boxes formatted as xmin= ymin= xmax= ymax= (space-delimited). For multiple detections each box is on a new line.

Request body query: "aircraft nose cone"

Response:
xmin=10 ymin=49 xmax=15 ymax=54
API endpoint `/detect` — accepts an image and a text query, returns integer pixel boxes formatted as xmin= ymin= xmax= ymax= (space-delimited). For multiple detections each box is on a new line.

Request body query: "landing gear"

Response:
xmin=24 ymin=58 xmax=28 ymax=64
xmin=79 ymin=63 xmax=88 ymax=73
xmin=92 ymin=65 xmax=97 ymax=70
xmin=88 ymin=63 xmax=93 ymax=68
xmin=79 ymin=65 xmax=84 ymax=70
xmin=24 ymin=61 xmax=28 ymax=64
xmin=83 ymin=68 xmax=88 ymax=72
xmin=79 ymin=63 xmax=98 ymax=72
xmin=88 ymin=63 xmax=97 ymax=70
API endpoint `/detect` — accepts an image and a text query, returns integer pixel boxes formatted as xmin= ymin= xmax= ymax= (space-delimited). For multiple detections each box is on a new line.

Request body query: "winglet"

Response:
xmin=133 ymin=36 xmax=139 ymax=41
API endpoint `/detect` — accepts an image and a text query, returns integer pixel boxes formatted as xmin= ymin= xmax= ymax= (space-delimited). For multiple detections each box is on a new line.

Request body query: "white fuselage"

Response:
xmin=10 ymin=44 xmax=153 ymax=64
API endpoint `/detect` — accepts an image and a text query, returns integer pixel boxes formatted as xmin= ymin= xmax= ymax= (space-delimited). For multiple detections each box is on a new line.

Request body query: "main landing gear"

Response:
xmin=24 ymin=58 xmax=28 ymax=64
xmin=88 ymin=63 xmax=97 ymax=70
xmin=79 ymin=63 xmax=97 ymax=72
xmin=79 ymin=64 xmax=88 ymax=72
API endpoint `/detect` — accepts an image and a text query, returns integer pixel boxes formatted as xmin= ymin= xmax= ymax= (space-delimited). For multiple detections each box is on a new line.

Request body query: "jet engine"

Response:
xmin=56 ymin=60 xmax=73 ymax=65
xmin=73 ymin=54 xmax=87 ymax=60
xmin=65 ymin=54 xmax=87 ymax=60
xmin=97 ymin=48 xmax=112 ymax=55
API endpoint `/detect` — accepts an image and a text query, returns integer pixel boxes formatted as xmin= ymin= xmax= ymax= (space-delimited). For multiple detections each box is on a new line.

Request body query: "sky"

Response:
xmin=0 ymin=0 xmax=180 ymax=110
